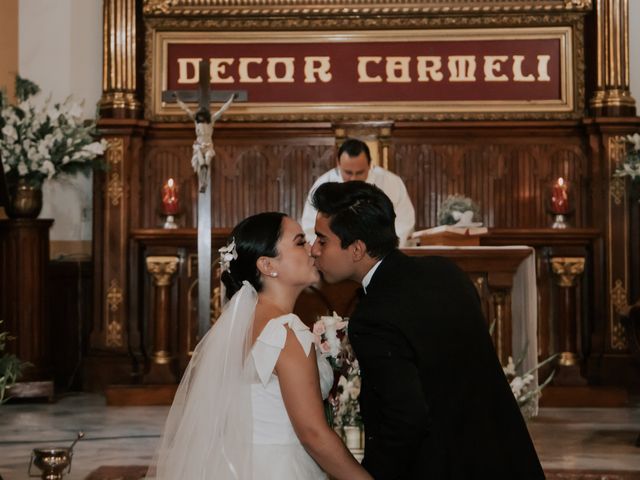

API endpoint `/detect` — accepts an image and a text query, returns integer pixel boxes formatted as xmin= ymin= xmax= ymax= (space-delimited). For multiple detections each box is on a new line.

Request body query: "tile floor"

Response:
xmin=1 ymin=393 xmax=639 ymax=479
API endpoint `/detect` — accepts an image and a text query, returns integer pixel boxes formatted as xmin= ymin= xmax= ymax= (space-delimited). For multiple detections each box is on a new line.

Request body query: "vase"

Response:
xmin=5 ymin=178 xmax=43 ymax=219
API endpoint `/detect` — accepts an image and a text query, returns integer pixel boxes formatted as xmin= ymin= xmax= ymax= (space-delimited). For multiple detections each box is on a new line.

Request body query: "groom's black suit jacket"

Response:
xmin=349 ymin=250 xmax=545 ymax=480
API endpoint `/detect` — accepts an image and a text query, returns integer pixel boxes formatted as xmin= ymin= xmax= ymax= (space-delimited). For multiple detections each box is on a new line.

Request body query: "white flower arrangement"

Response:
xmin=491 ymin=321 xmax=558 ymax=419
xmin=437 ymin=194 xmax=482 ymax=226
xmin=0 ymin=76 xmax=108 ymax=187
xmin=614 ymin=133 xmax=640 ymax=183
xmin=502 ymin=353 xmax=557 ymax=419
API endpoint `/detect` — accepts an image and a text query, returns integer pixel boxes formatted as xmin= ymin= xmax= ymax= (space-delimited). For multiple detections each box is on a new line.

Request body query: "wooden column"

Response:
xmin=490 ymin=289 xmax=511 ymax=366
xmin=100 ymin=0 xmax=142 ymax=118
xmin=551 ymin=256 xmax=587 ymax=385
xmin=0 ymin=219 xmax=54 ymax=397
xmin=144 ymin=255 xmax=179 ymax=384
xmin=590 ymin=0 xmax=636 ymax=116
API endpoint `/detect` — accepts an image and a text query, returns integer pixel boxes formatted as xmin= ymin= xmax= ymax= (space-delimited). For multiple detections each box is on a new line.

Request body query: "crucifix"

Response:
xmin=169 ymin=59 xmax=247 ymax=339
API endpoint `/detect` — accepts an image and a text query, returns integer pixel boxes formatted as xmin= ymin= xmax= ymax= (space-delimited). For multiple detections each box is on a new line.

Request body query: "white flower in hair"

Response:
xmin=218 ymin=239 xmax=238 ymax=271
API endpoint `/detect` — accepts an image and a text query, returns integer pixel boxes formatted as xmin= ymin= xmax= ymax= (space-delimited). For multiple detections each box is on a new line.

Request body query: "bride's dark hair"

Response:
xmin=221 ymin=212 xmax=286 ymax=299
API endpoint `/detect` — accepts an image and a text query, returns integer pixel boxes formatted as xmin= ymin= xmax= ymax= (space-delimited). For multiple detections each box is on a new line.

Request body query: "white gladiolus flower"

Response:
xmin=68 ymin=102 xmax=84 ymax=119
xmin=622 ymin=163 xmax=640 ymax=180
xmin=1 ymin=77 xmax=108 ymax=183
xmin=83 ymin=141 xmax=106 ymax=156
xmin=510 ymin=377 xmax=525 ymax=398
xmin=627 ymin=133 xmax=640 ymax=151
xmin=40 ymin=160 xmax=55 ymax=179
xmin=503 ymin=356 xmax=516 ymax=376
xmin=2 ymin=125 xmax=17 ymax=141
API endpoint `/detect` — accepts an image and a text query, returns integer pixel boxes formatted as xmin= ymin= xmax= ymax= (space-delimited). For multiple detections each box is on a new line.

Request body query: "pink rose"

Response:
xmin=319 ymin=341 xmax=331 ymax=354
xmin=313 ymin=321 xmax=326 ymax=336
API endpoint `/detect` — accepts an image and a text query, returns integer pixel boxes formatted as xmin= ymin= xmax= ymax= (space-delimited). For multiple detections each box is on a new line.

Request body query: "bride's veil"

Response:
xmin=146 ymin=281 xmax=258 ymax=479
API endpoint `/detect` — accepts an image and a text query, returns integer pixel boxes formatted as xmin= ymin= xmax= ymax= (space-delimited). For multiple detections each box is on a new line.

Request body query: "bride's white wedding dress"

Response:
xmin=147 ymin=282 xmax=334 ymax=480
xmin=251 ymin=313 xmax=333 ymax=479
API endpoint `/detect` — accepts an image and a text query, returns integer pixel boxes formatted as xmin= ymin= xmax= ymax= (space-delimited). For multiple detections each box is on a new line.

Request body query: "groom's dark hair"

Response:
xmin=311 ymin=181 xmax=398 ymax=259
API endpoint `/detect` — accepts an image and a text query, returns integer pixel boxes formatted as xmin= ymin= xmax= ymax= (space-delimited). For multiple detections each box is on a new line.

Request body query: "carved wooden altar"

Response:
xmin=87 ymin=0 xmax=640 ymax=391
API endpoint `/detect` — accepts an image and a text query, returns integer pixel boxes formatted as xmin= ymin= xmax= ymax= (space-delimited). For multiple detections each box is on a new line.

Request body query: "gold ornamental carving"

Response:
xmin=107 ymin=173 xmax=124 ymax=207
xmin=106 ymin=279 xmax=124 ymax=347
xmin=611 ymin=279 xmax=627 ymax=314
xmin=101 ymin=0 xmax=142 ymax=116
xmin=612 ymin=321 xmax=628 ymax=350
xmin=143 ymin=0 xmax=172 ymax=14
xmin=146 ymin=256 xmax=179 ymax=286
xmin=608 ymin=136 xmax=628 ymax=205
xmin=106 ymin=320 xmax=124 ymax=347
xmin=106 ymin=137 xmax=124 ymax=206
xmin=611 ymin=279 xmax=628 ymax=350
xmin=143 ymin=0 xmax=592 ymax=16
xmin=551 ymin=257 xmax=585 ymax=287
xmin=107 ymin=279 xmax=123 ymax=313
xmin=610 ymin=177 xmax=626 ymax=205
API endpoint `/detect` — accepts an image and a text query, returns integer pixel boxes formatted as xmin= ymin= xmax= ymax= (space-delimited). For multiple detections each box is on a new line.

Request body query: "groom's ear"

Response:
xmin=351 ymin=239 xmax=368 ymax=262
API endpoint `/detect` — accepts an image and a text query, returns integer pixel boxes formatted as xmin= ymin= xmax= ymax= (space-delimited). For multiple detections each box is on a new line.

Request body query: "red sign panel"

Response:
xmin=167 ymin=41 xmax=560 ymax=102
xmin=153 ymin=28 xmax=573 ymax=117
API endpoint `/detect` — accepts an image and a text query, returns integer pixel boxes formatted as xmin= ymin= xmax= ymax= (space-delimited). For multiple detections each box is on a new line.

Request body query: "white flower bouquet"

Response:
xmin=491 ymin=320 xmax=558 ymax=419
xmin=614 ymin=133 xmax=640 ymax=183
xmin=0 ymin=76 xmax=108 ymax=187
xmin=502 ymin=352 xmax=557 ymax=419
xmin=313 ymin=312 xmax=362 ymax=428
xmin=437 ymin=194 xmax=482 ymax=226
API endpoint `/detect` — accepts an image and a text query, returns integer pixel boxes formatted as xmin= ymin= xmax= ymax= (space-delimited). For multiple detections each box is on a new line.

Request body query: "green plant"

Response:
xmin=0 ymin=320 xmax=28 ymax=404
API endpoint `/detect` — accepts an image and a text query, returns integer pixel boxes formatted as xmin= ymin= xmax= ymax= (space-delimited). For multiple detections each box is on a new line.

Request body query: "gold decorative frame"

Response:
xmin=143 ymin=0 xmax=592 ymax=16
xmin=146 ymin=21 xmax=583 ymax=121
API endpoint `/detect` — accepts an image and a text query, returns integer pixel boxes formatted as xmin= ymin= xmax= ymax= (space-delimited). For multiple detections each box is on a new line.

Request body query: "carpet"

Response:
xmin=85 ymin=467 xmax=640 ymax=480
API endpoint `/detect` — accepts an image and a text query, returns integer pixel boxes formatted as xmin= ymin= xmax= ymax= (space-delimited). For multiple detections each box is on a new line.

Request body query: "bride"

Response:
xmin=147 ymin=212 xmax=372 ymax=479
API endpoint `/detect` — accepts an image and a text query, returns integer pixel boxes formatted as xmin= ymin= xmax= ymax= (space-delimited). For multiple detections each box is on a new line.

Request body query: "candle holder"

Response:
xmin=163 ymin=214 xmax=178 ymax=229
xmin=546 ymin=177 xmax=573 ymax=229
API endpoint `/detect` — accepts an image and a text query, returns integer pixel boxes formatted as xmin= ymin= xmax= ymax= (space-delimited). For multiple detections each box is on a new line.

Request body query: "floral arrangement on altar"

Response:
xmin=614 ymin=133 xmax=640 ymax=187
xmin=0 ymin=75 xmax=108 ymax=188
xmin=313 ymin=312 xmax=362 ymax=430
xmin=437 ymin=194 xmax=482 ymax=226
xmin=0 ymin=320 xmax=29 ymax=404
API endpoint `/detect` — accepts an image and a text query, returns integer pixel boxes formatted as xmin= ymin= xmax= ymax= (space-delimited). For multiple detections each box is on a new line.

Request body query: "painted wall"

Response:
xmin=0 ymin=0 xmax=19 ymax=102
xmin=18 ymin=0 xmax=102 ymax=256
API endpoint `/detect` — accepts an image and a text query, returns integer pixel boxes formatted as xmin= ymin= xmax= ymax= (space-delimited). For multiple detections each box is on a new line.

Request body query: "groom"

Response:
xmin=310 ymin=181 xmax=545 ymax=480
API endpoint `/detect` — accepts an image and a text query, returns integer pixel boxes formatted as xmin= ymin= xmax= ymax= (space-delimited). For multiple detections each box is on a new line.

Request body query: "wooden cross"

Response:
xmin=161 ymin=60 xmax=248 ymax=107
xmin=168 ymin=59 xmax=247 ymax=339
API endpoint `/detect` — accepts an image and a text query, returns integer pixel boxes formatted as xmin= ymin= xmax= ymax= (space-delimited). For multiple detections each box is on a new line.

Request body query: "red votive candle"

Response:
xmin=550 ymin=177 xmax=569 ymax=214
xmin=161 ymin=178 xmax=179 ymax=215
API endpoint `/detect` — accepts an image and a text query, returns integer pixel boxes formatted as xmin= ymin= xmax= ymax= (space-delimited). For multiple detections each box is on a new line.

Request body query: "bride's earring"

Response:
xmin=270 ymin=272 xmax=278 ymax=277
